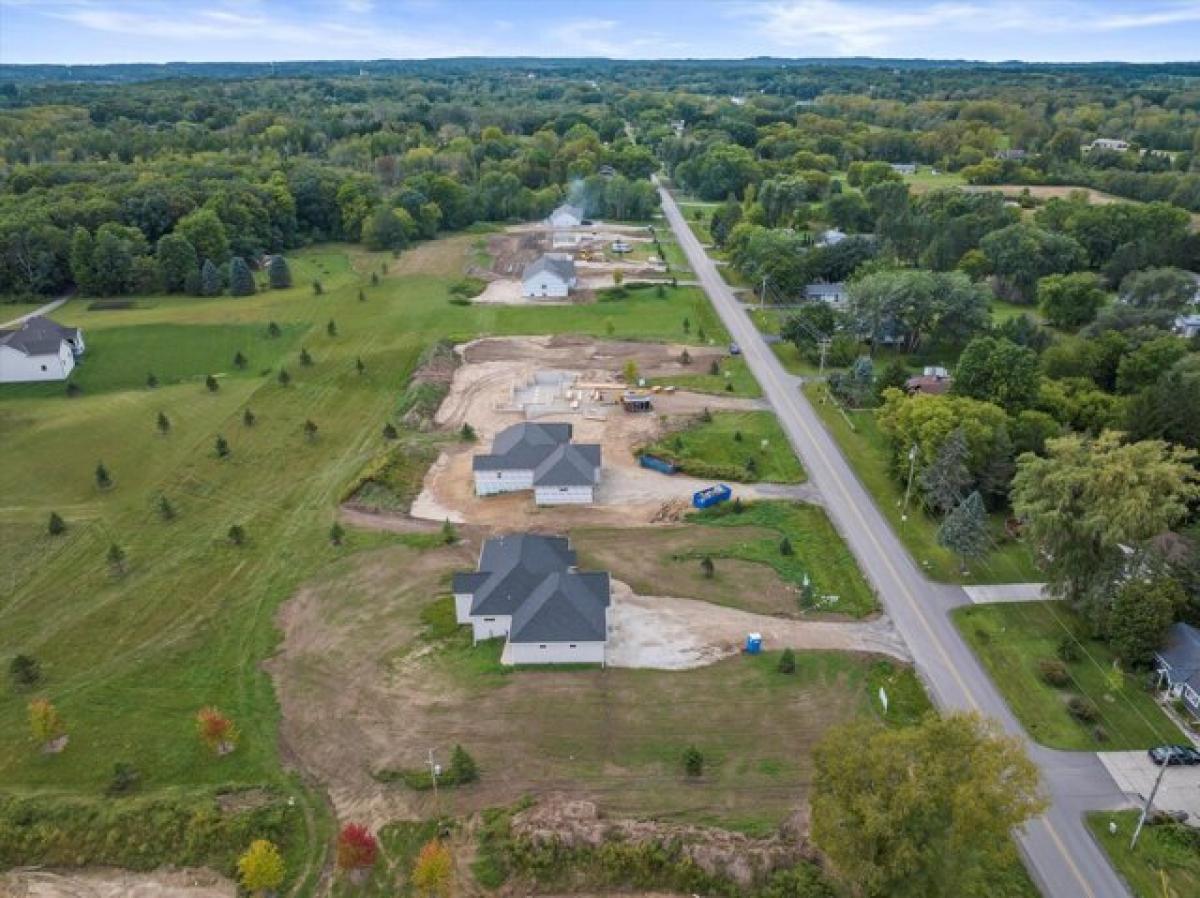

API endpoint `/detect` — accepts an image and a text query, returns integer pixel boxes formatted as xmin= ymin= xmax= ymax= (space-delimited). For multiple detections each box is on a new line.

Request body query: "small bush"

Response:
xmin=777 ymin=649 xmax=796 ymax=674
xmin=106 ymin=762 xmax=141 ymax=797
xmin=9 ymin=654 xmax=41 ymax=688
xmin=1066 ymin=695 xmax=1099 ymax=723
xmin=460 ymin=422 xmax=477 ymax=442
xmin=47 ymin=512 xmax=66 ymax=536
xmin=448 ymin=297 xmax=471 ymax=306
xmin=1056 ymin=637 xmax=1081 ymax=663
xmin=682 ymin=746 xmax=704 ymax=777
xmin=448 ymin=277 xmax=486 ymax=299
xmin=1037 ymin=658 xmax=1071 ymax=688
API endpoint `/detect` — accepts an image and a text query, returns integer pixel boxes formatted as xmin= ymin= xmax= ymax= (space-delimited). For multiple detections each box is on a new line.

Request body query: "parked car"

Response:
xmin=729 ymin=341 xmax=741 ymax=355
xmin=1148 ymin=744 xmax=1200 ymax=766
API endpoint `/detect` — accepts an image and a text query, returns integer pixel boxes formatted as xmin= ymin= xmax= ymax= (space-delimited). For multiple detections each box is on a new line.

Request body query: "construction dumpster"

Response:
xmin=639 ymin=454 xmax=678 ymax=475
xmin=692 ymin=483 xmax=732 ymax=509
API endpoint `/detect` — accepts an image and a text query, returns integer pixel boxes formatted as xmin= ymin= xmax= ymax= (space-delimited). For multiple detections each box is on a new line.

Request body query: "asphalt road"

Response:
xmin=656 ymin=180 xmax=1134 ymax=898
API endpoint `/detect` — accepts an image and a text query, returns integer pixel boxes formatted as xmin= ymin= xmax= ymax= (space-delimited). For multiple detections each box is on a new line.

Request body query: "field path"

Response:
xmin=0 ymin=295 xmax=70 ymax=329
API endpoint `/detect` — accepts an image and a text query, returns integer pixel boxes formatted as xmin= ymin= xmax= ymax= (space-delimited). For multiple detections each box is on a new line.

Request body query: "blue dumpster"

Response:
xmin=639 ymin=454 xmax=678 ymax=475
xmin=692 ymin=483 xmax=732 ymax=509
xmin=745 ymin=632 xmax=762 ymax=654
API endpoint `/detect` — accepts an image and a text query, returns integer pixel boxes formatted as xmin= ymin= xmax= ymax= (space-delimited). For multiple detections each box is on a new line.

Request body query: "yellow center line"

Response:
xmin=663 ymin=192 xmax=1099 ymax=898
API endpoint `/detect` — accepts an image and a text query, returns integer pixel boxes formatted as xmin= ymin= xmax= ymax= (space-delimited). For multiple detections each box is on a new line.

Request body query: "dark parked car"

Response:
xmin=729 ymin=341 xmax=741 ymax=355
xmin=1148 ymin=744 xmax=1200 ymax=766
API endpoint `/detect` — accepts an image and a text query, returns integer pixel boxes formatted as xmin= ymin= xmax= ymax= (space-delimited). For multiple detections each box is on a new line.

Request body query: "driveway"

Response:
xmin=1099 ymin=751 xmax=1200 ymax=822
xmin=0 ymin=295 xmax=69 ymax=329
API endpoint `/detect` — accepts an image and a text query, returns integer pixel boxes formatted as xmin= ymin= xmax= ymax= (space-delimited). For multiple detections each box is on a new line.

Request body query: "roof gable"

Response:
xmin=523 ymin=253 xmax=576 ymax=284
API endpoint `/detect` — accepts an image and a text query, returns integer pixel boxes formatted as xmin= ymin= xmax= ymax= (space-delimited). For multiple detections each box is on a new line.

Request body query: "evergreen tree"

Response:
xmin=327 ymin=319 xmax=337 ymax=337
xmin=228 ymin=524 xmax=246 ymax=546
xmin=146 ymin=372 xmax=158 ymax=388
xmin=156 ymin=411 xmax=170 ymax=434
xmin=243 ymin=408 xmax=256 ymax=427
xmin=200 ymin=258 xmax=222 ymax=296
xmin=158 ymin=494 xmax=176 ymax=521
xmin=778 ymin=648 xmax=797 ymax=674
xmin=370 ymin=272 xmax=379 ymax=286
xmin=156 ymin=233 xmax=198 ymax=293
xmin=107 ymin=542 xmax=126 ymax=575
xmin=357 ymin=288 xmax=366 ymax=302
xmin=95 ymin=461 xmax=112 ymax=490
xmin=779 ymin=536 xmax=794 ymax=556
xmin=937 ymin=491 xmax=990 ymax=569
xmin=9 ymin=654 xmax=41 ymax=687
xmin=312 ymin=279 xmax=323 ymax=295
xmin=450 ymin=744 xmax=479 ymax=783
xmin=233 ymin=350 xmax=247 ymax=369
xmin=700 ymin=556 xmax=715 ymax=578
xmin=228 ymin=256 xmax=254 ymax=296
xmin=355 ymin=357 xmax=365 ymax=375
xmin=266 ymin=255 xmax=291 ymax=288
xmin=215 ymin=435 xmax=230 ymax=458
xmin=683 ymin=746 xmax=704 ymax=777
xmin=460 ymin=422 xmax=476 ymax=441
xmin=47 ymin=511 xmax=66 ymax=536
xmin=183 ymin=267 xmax=202 ymax=296
xmin=266 ymin=321 xmax=282 ymax=338
xmin=442 ymin=519 xmax=457 ymax=544
xmin=303 ymin=419 xmax=319 ymax=441
xmin=919 ymin=427 xmax=972 ymax=515
xmin=330 ymin=522 xmax=345 ymax=546
xmin=277 ymin=368 xmax=291 ymax=386
xmin=300 ymin=347 xmax=313 ymax=366
xmin=205 ymin=374 xmax=219 ymax=392
xmin=382 ymin=422 xmax=398 ymax=440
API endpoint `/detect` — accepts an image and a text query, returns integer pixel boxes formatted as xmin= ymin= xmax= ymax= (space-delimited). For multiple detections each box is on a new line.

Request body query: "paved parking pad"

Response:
xmin=1099 ymin=750 xmax=1200 ymax=822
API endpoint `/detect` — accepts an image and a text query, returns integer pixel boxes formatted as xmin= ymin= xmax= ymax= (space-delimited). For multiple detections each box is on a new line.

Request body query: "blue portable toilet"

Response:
xmin=745 ymin=632 xmax=762 ymax=654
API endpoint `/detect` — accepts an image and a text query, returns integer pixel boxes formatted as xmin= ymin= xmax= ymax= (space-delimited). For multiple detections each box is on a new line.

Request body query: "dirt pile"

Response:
xmin=512 ymin=796 xmax=816 ymax=888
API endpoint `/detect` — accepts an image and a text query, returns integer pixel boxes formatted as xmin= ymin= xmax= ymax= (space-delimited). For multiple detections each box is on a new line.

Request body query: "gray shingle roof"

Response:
xmin=1158 ymin=622 xmax=1200 ymax=691
xmin=473 ymin=422 xmax=600 ymax=487
xmin=522 ymin=253 xmax=576 ymax=284
xmin=457 ymin=534 xmax=610 ymax=643
xmin=0 ymin=316 xmax=78 ymax=356
xmin=552 ymin=203 xmax=584 ymax=221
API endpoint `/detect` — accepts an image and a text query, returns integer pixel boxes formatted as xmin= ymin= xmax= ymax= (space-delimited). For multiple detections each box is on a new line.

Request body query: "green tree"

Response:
xmin=155 ymin=233 xmax=197 ymax=293
xmin=1119 ymin=267 xmax=1196 ymax=310
xmin=1115 ymin=335 xmax=1188 ymax=394
xmin=205 ymin=374 xmax=219 ymax=392
xmin=937 ymin=491 xmax=990 ymax=569
xmin=278 ymin=368 xmax=291 ymax=386
xmin=1037 ymin=272 xmax=1106 ymax=329
xmin=700 ymin=555 xmax=715 ymax=578
xmin=356 ymin=357 xmax=366 ymax=375
xmin=228 ymin=256 xmax=255 ymax=296
xmin=918 ymin=427 xmax=972 ymax=515
xmin=450 ymin=744 xmax=479 ymax=783
xmin=199 ymin=258 xmax=221 ymax=296
xmin=215 ymin=435 xmax=230 ymax=458
xmin=383 ymin=422 xmax=398 ymax=440
xmin=300 ymin=347 xmax=313 ymax=366
xmin=47 ymin=511 xmax=66 ymax=536
xmin=158 ymin=494 xmax=176 ymax=521
xmin=243 ymin=408 xmax=256 ymax=427
xmin=811 ymin=713 xmax=1045 ymax=898
xmin=1107 ymin=578 xmax=1184 ymax=665
xmin=9 ymin=654 xmax=41 ymax=688
xmin=95 ymin=461 xmax=112 ymax=490
xmin=362 ymin=205 xmax=414 ymax=251
xmin=156 ymin=411 xmax=171 ymax=434
xmin=682 ymin=745 xmax=705 ymax=776
xmin=228 ymin=524 xmax=246 ymax=546
xmin=442 ymin=519 xmax=457 ymax=544
xmin=1012 ymin=432 xmax=1199 ymax=624
xmin=848 ymin=269 xmax=990 ymax=352
xmin=979 ymin=222 xmax=1085 ymax=303
xmin=107 ymin=542 xmax=126 ymax=575
xmin=146 ymin=372 xmax=159 ymax=388
xmin=233 ymin=350 xmax=247 ymax=370
xmin=266 ymin=254 xmax=291 ymax=288
xmin=330 ymin=522 xmax=345 ymax=546
xmin=777 ymin=648 xmax=797 ymax=674
xmin=952 ymin=336 xmax=1039 ymax=412
xmin=327 ymin=319 xmax=338 ymax=337
xmin=304 ymin=418 xmax=319 ymax=441
xmin=176 ymin=208 xmax=229 ymax=264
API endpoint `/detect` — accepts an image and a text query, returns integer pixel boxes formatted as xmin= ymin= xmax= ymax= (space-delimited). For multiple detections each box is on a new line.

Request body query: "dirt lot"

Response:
xmin=0 ymin=868 xmax=234 ymax=898
xmin=267 ymin=542 xmax=900 ymax=835
xmin=408 ymin=336 xmax=809 ymax=527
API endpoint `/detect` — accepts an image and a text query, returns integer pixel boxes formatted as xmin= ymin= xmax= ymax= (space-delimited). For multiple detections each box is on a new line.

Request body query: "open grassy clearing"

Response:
xmin=954 ymin=602 xmax=1187 ymax=750
xmin=802 ymin=381 xmax=1041 ymax=584
xmin=1087 ymin=811 xmax=1200 ymax=898
xmin=0 ymin=235 xmax=778 ymax=881
xmin=991 ymin=298 xmax=1043 ymax=324
xmin=649 ymin=353 xmax=761 ymax=397
xmin=641 ymin=410 xmax=805 ymax=483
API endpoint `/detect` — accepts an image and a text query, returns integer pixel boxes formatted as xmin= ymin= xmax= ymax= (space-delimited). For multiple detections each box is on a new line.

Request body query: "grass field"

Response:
xmin=641 ymin=410 xmax=805 ymax=483
xmin=954 ymin=602 xmax=1187 ymax=750
xmin=649 ymin=354 xmax=761 ymax=397
xmin=1087 ymin=811 xmax=1200 ymax=898
xmin=803 ymin=381 xmax=1041 ymax=584
xmin=991 ymin=298 xmax=1042 ymax=324
xmin=0 ymin=236 xmax=774 ymax=883
xmin=575 ymin=503 xmax=875 ymax=619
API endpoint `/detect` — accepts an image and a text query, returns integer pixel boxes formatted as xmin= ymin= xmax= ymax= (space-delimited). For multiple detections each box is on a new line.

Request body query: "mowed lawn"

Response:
xmin=642 ymin=410 xmax=805 ymax=483
xmin=954 ymin=602 xmax=1187 ymax=750
xmin=0 ymin=238 xmax=776 ymax=802
xmin=649 ymin=354 xmax=762 ymax=397
xmin=802 ymin=381 xmax=1041 ymax=584
xmin=1087 ymin=811 xmax=1200 ymax=898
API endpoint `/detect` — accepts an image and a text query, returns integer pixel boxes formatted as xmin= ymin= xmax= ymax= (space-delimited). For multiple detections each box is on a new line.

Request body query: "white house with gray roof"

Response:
xmin=805 ymin=281 xmax=849 ymax=310
xmin=473 ymin=422 xmax=601 ymax=505
xmin=547 ymin=203 xmax=584 ymax=228
xmin=452 ymin=533 xmax=611 ymax=665
xmin=522 ymin=253 xmax=577 ymax=298
xmin=1156 ymin=622 xmax=1200 ymax=718
xmin=0 ymin=316 xmax=85 ymax=383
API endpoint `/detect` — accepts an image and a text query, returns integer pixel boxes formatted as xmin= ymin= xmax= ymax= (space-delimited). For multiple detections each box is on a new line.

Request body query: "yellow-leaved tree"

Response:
xmin=238 ymin=839 xmax=285 ymax=896
xmin=411 ymin=838 xmax=452 ymax=898
xmin=28 ymin=698 xmax=65 ymax=749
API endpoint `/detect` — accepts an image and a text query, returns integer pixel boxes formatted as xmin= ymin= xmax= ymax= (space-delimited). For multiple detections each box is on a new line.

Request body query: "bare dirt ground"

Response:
xmin=0 ymin=868 xmax=234 ymax=898
xmin=408 ymin=336 xmax=805 ymax=527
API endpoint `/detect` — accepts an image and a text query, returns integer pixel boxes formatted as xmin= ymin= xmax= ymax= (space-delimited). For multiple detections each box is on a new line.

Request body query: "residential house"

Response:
xmin=0 ymin=316 xmax=85 ymax=383
xmin=890 ymin=162 xmax=918 ymax=175
xmin=1174 ymin=313 xmax=1200 ymax=340
xmin=815 ymin=228 xmax=846 ymax=247
xmin=473 ymin=421 xmax=601 ymax=505
xmin=547 ymin=203 xmax=584 ymax=228
xmin=452 ymin=533 xmax=611 ymax=665
xmin=804 ymin=282 xmax=849 ymax=310
xmin=1155 ymin=622 xmax=1200 ymax=717
xmin=994 ymin=149 xmax=1028 ymax=161
xmin=905 ymin=366 xmax=953 ymax=396
xmin=522 ymin=253 xmax=578 ymax=298
xmin=1089 ymin=138 xmax=1130 ymax=152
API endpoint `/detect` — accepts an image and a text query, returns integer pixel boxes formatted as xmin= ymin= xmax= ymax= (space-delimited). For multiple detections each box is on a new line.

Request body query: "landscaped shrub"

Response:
xmin=1056 ymin=636 xmax=1080 ymax=663
xmin=683 ymin=746 xmax=704 ymax=777
xmin=1037 ymin=658 xmax=1071 ymax=688
xmin=448 ymin=276 xmax=486 ymax=299
xmin=1066 ymin=695 xmax=1099 ymax=723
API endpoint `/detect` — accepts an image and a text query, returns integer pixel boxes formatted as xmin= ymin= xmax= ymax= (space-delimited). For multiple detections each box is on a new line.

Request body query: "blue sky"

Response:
xmin=1 ymin=1 xmax=1198 ymax=65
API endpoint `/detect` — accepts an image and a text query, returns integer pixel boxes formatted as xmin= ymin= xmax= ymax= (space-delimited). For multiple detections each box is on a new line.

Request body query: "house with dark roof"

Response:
xmin=522 ymin=253 xmax=578 ymax=298
xmin=1156 ymin=622 xmax=1200 ymax=717
xmin=452 ymin=533 xmax=611 ymax=665
xmin=473 ymin=421 xmax=601 ymax=505
xmin=0 ymin=316 xmax=85 ymax=383
xmin=547 ymin=203 xmax=584 ymax=228
xmin=804 ymin=281 xmax=849 ymax=310
xmin=905 ymin=366 xmax=953 ymax=396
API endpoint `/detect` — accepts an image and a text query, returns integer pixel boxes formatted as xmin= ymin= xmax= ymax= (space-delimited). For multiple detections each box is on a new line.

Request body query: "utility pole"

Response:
xmin=428 ymin=748 xmax=441 ymax=817
xmin=760 ymin=275 xmax=768 ymax=309
xmin=1130 ymin=760 xmax=1168 ymax=849
xmin=901 ymin=444 xmax=918 ymax=522
xmin=817 ymin=338 xmax=831 ymax=378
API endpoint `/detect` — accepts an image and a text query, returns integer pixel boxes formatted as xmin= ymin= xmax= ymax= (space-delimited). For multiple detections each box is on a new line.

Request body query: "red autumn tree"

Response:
xmin=336 ymin=822 xmax=379 ymax=872
xmin=196 ymin=706 xmax=238 ymax=755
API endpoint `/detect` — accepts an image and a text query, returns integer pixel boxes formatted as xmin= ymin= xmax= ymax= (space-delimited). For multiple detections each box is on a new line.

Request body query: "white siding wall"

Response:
xmin=549 ymin=211 xmax=581 ymax=228
xmin=0 ymin=342 xmax=74 ymax=383
xmin=474 ymin=469 xmax=534 ymax=496
xmin=454 ymin=592 xmax=475 ymax=624
xmin=522 ymin=273 xmax=570 ymax=298
xmin=471 ymin=614 xmax=511 ymax=642
xmin=534 ymin=485 xmax=595 ymax=505
xmin=507 ymin=641 xmax=605 ymax=665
